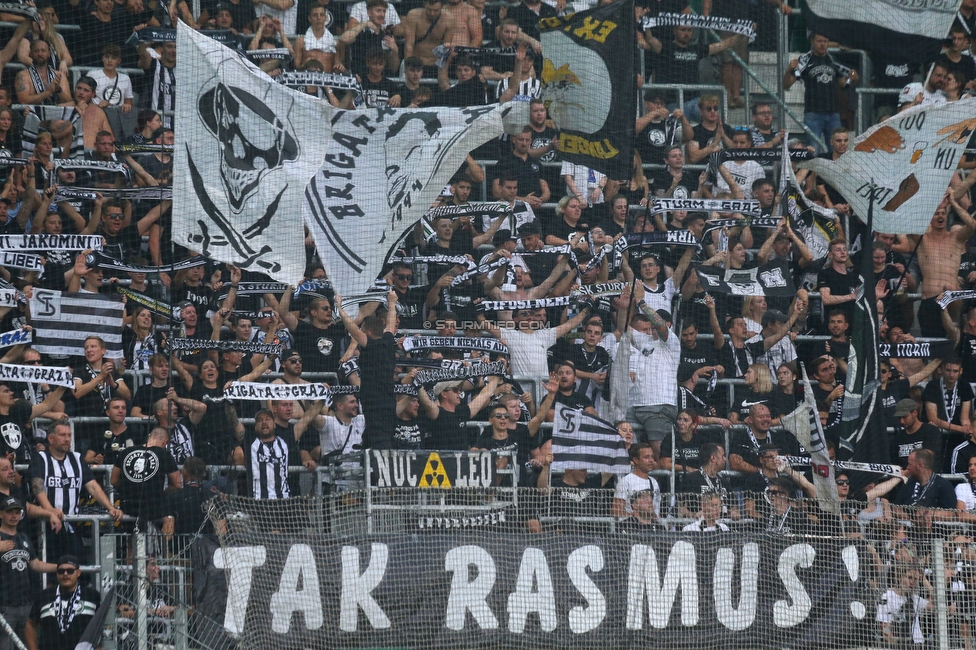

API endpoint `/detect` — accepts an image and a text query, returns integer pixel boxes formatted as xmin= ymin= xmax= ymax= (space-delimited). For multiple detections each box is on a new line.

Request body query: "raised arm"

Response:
xmin=338 ymin=294 xmax=369 ymax=347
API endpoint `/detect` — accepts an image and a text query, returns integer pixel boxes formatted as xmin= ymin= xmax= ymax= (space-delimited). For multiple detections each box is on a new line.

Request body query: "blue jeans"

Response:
xmin=803 ymin=111 xmax=841 ymax=154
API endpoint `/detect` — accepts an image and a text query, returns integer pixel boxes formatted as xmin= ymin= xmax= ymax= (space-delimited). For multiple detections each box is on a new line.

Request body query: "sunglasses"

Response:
xmin=492 ymin=413 xmax=510 ymax=420
xmin=702 ymin=105 xmax=719 ymax=112
xmin=396 ymin=274 xmax=413 ymax=281
xmin=835 ymin=479 xmax=850 ymax=485
xmin=104 ymin=213 xmax=124 ymax=220
xmin=57 ymin=568 xmax=77 ymax=575
xmin=286 ymin=358 xmax=301 ymax=364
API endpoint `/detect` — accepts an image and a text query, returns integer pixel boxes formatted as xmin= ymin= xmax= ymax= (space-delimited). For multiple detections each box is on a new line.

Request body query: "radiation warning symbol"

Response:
xmin=418 ymin=452 xmax=452 ymax=488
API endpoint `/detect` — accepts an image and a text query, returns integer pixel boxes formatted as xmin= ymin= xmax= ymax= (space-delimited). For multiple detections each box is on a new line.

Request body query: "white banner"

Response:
xmin=806 ymin=0 xmax=962 ymax=41
xmin=799 ymin=98 xmax=976 ymax=234
xmin=0 ymin=234 xmax=102 ymax=251
xmin=304 ymin=102 xmax=527 ymax=299
xmin=0 ymin=289 xmax=19 ymax=307
xmin=224 ymin=381 xmax=331 ymax=401
xmin=1 ymin=251 xmax=43 ymax=276
xmin=174 ymin=22 xmax=330 ymax=285
xmin=0 ymin=364 xmax=74 ymax=388
xmin=0 ymin=328 xmax=30 ymax=348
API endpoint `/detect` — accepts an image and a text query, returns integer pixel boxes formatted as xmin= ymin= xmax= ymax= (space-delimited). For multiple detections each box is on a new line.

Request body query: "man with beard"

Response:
xmin=311 ymin=393 xmax=363 ymax=490
xmin=546 ymin=361 xmax=596 ymax=420
xmin=25 ymin=555 xmax=99 ymax=650
xmin=15 ymin=39 xmax=70 ymax=105
xmin=233 ymin=409 xmax=293 ymax=499
xmin=276 ymin=292 xmax=347 ymax=374
xmin=392 ymin=393 xmax=424 ymax=449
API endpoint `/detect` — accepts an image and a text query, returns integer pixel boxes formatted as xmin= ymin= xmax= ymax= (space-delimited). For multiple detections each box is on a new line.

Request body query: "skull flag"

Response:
xmin=303 ymin=102 xmax=527 ymax=302
xmin=174 ymin=22 xmax=330 ymax=284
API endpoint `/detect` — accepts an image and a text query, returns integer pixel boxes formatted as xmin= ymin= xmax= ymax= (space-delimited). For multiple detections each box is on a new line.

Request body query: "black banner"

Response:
xmin=617 ymin=231 xmax=700 ymax=251
xmin=694 ymin=260 xmax=796 ymax=298
xmin=538 ymin=1 xmax=635 ymax=180
xmin=369 ymin=449 xmax=497 ymax=488
xmin=722 ymin=148 xmax=815 ymax=162
xmin=878 ymin=340 xmax=954 ymax=358
xmin=210 ymin=531 xmax=873 ymax=648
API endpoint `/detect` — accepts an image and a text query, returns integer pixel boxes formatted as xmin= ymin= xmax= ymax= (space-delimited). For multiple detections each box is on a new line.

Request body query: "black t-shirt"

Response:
xmin=99 ymin=223 xmax=142 ymax=268
xmin=554 ymin=390 xmax=593 ymax=413
xmin=0 ymin=529 xmax=34 ymax=606
xmin=660 ymin=432 xmax=706 ymax=472
xmin=506 ymin=1 xmax=557 ymax=41
xmin=543 ymin=216 xmax=582 ymax=244
xmin=202 ymin=0 xmax=255 ymax=32
xmin=114 ymin=445 xmax=178 ymax=520
xmin=811 ymin=382 xmax=844 ymax=431
xmin=731 ymin=388 xmax=779 ymax=421
xmin=650 ymin=168 xmax=699 ymax=199
xmin=656 ymin=38 xmax=711 ymax=90
xmin=692 ymin=122 xmax=735 ymax=151
xmin=392 ymin=414 xmax=425 ymax=449
xmin=636 ymin=117 xmax=673 ymax=168
xmin=797 ymin=53 xmax=847 ymax=113
xmin=881 ymin=377 xmax=910 ymax=428
xmin=493 ymin=151 xmax=544 ymax=198
xmin=960 ymin=332 xmax=976 ymax=384
xmin=894 ymin=475 xmax=957 ymax=508
xmin=816 ymin=266 xmax=860 ymax=327
xmin=890 ymin=422 xmax=943 ymax=469
xmin=432 ymin=77 xmax=488 ymax=107
xmin=473 ymin=429 xmax=531 ymax=486
xmin=88 ymin=427 xmax=146 ymax=467
xmin=133 ymin=383 xmax=170 ymax=419
xmin=0 ymin=399 xmax=34 ymax=464
xmin=922 ymin=379 xmax=976 ymax=426
xmin=937 ymin=53 xmax=976 ymax=85
xmin=346 ymin=27 xmax=387 ymax=78
xmin=359 ymin=332 xmax=397 ymax=448
xmin=293 ymin=320 xmax=346 ymax=373
xmin=163 ymin=483 xmax=217 ymax=536
xmin=69 ymin=363 xmax=124 ymax=418
xmin=360 ymin=76 xmax=399 ymax=108
xmin=729 ymin=427 xmax=801 ymax=469
xmin=716 ymin=338 xmax=766 ymax=379
xmin=424 ymin=403 xmax=474 ymax=450
xmin=30 ymin=585 xmax=101 ymax=650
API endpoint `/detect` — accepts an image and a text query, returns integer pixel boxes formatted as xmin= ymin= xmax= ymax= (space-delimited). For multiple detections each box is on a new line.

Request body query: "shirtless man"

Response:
xmin=443 ymin=0 xmax=481 ymax=47
xmin=894 ymin=193 xmax=976 ymax=337
xmin=59 ymin=77 xmax=113 ymax=150
xmin=402 ymin=0 xmax=454 ymax=68
xmin=294 ymin=5 xmax=338 ymax=71
xmin=16 ymin=39 xmax=70 ymax=105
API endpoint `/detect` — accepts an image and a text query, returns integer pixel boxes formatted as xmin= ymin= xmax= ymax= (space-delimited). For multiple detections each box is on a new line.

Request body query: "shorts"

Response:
xmin=626 ymin=404 xmax=677 ymax=442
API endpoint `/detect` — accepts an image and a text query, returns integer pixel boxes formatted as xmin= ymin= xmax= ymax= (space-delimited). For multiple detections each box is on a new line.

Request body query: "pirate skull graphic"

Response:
xmin=198 ymin=73 xmax=299 ymax=213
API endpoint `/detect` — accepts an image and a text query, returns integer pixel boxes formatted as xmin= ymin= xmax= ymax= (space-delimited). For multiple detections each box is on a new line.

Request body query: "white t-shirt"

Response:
xmin=349 ymin=1 xmax=401 ymax=27
xmin=876 ymin=589 xmax=928 ymax=645
xmin=303 ymin=26 xmax=337 ymax=53
xmin=629 ymin=327 xmax=680 ymax=407
xmin=897 ymin=82 xmax=947 ymax=107
xmin=560 ymin=161 xmax=606 ymax=206
xmin=254 ymin=0 xmax=298 ymax=35
xmin=503 ymin=327 xmax=559 ymax=381
xmin=614 ymin=472 xmax=661 ymax=515
xmin=88 ymin=70 xmax=134 ymax=108
xmin=955 ymin=481 xmax=976 ymax=511
xmin=641 ymin=277 xmax=676 ymax=315
xmin=716 ymin=161 xmax=766 ymax=199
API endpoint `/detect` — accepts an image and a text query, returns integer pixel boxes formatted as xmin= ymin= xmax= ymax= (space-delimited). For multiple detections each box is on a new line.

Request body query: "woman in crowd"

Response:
xmin=731 ymin=363 xmax=777 ymax=423
xmin=128 ymin=110 xmax=163 ymax=146
xmin=122 ymin=305 xmax=163 ymax=371
xmin=769 ymin=362 xmax=801 ymax=416
xmin=544 ymin=195 xmax=589 ymax=249
xmin=658 ymin=408 xmax=708 ymax=492
xmin=741 ymin=295 xmax=767 ymax=336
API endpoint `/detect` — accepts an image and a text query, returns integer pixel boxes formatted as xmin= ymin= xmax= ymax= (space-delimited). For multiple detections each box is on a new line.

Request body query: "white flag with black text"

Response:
xmin=304 ymin=102 xmax=527 ymax=300
xmin=174 ymin=22 xmax=330 ymax=284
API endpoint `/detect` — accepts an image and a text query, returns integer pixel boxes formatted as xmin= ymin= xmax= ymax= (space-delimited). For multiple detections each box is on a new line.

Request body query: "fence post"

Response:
xmin=932 ymin=537 xmax=949 ymax=650
xmin=174 ymin=604 xmax=189 ymax=650
xmin=136 ymin=532 xmax=149 ymax=650
xmin=100 ymin=531 xmax=117 ymax=650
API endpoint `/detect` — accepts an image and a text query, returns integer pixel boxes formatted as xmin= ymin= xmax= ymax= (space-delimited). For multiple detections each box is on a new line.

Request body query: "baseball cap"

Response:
xmin=761 ymin=309 xmax=788 ymax=327
xmin=0 ymin=495 xmax=23 ymax=511
xmin=655 ymin=309 xmax=672 ymax=323
xmin=758 ymin=442 xmax=781 ymax=455
xmin=676 ymin=363 xmax=697 ymax=383
xmin=433 ymin=380 xmax=463 ymax=396
xmin=492 ymin=229 xmax=515 ymax=246
xmin=894 ymin=398 xmax=919 ymax=417
xmin=518 ymin=222 xmax=541 ymax=237
xmin=56 ymin=555 xmax=80 ymax=568
xmin=898 ymin=83 xmax=920 ymax=106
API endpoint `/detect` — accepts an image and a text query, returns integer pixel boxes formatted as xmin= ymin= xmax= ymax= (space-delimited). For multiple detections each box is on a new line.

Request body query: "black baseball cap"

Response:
xmin=0 ymin=495 xmax=22 ymax=511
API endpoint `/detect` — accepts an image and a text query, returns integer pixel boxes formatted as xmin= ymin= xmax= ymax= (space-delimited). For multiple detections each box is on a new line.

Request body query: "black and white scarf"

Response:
xmin=53 ymin=586 xmax=82 ymax=633
xmin=642 ymin=13 xmax=757 ymax=42
xmin=414 ymin=360 xmax=507 ymax=386
xmin=402 ymin=336 xmax=509 ymax=356
xmin=168 ymin=338 xmax=282 ymax=355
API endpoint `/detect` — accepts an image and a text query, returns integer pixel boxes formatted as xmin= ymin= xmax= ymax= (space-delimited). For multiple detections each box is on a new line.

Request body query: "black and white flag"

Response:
xmin=694 ymin=260 xmax=796 ymax=298
xmin=29 ymin=290 xmax=124 ymax=359
xmin=1 ymin=251 xmax=44 ymax=276
xmin=175 ymin=22 xmax=329 ymax=284
xmin=650 ymin=198 xmax=763 ymax=216
xmin=304 ymin=102 xmax=527 ymax=303
xmin=551 ymin=403 xmax=630 ymax=475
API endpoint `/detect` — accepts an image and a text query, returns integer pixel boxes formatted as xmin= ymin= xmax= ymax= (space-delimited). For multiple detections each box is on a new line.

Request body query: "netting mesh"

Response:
xmin=205 ymin=489 xmax=976 ymax=649
xmin=0 ymin=0 xmax=975 ymax=649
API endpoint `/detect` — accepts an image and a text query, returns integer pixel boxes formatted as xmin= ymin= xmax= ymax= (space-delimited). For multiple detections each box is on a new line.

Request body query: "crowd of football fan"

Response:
xmin=0 ymin=0 xmax=973 ymax=646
